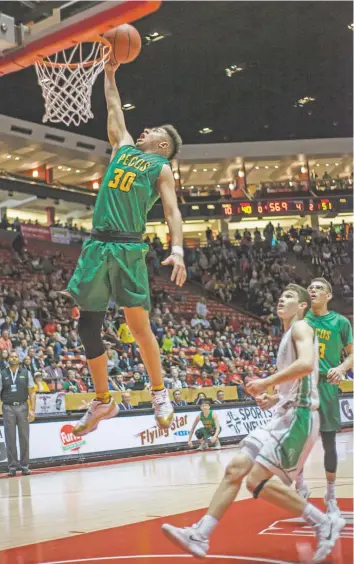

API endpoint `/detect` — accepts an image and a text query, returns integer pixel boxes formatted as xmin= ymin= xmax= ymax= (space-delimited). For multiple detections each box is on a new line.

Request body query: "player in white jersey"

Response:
xmin=162 ymin=284 xmax=345 ymax=563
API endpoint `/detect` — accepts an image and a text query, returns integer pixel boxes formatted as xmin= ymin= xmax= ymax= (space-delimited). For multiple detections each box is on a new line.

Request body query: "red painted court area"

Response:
xmin=1 ymin=498 xmax=352 ymax=564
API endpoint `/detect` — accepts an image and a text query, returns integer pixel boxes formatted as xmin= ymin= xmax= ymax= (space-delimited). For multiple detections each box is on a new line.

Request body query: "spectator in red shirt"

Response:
xmin=44 ymin=320 xmax=56 ymax=336
xmin=0 ymin=329 xmax=12 ymax=352
xmin=195 ymin=370 xmax=213 ymax=387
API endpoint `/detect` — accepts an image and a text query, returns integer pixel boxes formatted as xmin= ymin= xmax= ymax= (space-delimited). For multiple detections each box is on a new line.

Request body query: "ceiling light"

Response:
xmin=67 ymin=167 xmax=72 ymax=171
xmin=58 ymin=165 xmax=63 ymax=170
xmin=173 ymin=172 xmax=180 ymax=180
xmin=199 ymin=127 xmax=213 ymax=134
xmin=216 ymin=184 xmax=220 ymax=188
xmin=326 ymin=164 xmax=329 ymax=167
xmin=295 ymin=96 xmax=316 ymax=108
xmin=145 ymin=32 xmax=165 ymax=43
xmin=207 ymin=205 xmax=215 ymax=209
xmin=93 ymin=181 xmax=99 ymax=190
xmin=203 ymin=168 xmax=207 ymax=172
xmin=76 ymin=169 xmax=81 ymax=173
xmin=255 ymin=166 xmax=260 ymax=170
xmin=6 ymin=155 xmax=11 ymax=159
xmin=348 ymin=23 xmax=354 ymax=31
xmin=190 ymin=186 xmax=194 ymax=189
xmin=192 ymin=169 xmax=197 ymax=172
xmin=238 ymin=170 xmax=245 ymax=178
xmin=229 ymin=182 xmax=234 ymax=189
xmin=335 ymin=163 xmax=339 ymax=166
xmin=181 ymin=186 xmax=184 ymax=190
xmin=274 ymin=165 xmax=279 ymax=169
xmin=32 ymin=170 xmax=39 ymax=178
xmin=225 ymin=64 xmax=244 ymax=77
xmin=265 ymin=166 xmax=269 ymax=169
xmin=122 ymin=103 xmax=135 ymax=111
xmin=316 ymin=164 xmax=320 ymax=167
xmin=289 ymin=181 xmax=293 ymax=187
xmin=192 ymin=205 xmax=200 ymax=210
xmin=212 ymin=168 xmax=217 ymax=172
xmin=300 ymin=166 xmax=306 ymax=173
xmin=14 ymin=156 xmax=20 ymax=161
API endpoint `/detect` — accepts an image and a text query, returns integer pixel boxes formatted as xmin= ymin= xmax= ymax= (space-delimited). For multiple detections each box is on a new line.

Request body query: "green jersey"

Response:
xmin=93 ymin=145 xmax=168 ymax=233
xmin=200 ymin=410 xmax=216 ymax=430
xmin=306 ymin=310 xmax=353 ymax=376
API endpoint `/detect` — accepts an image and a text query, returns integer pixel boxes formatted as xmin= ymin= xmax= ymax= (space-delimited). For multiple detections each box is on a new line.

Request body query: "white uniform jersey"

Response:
xmin=276 ymin=321 xmax=319 ymax=411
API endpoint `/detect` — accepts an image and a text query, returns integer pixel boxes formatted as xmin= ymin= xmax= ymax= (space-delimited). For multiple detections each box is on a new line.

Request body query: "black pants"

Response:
xmin=2 ymin=403 xmax=30 ymax=471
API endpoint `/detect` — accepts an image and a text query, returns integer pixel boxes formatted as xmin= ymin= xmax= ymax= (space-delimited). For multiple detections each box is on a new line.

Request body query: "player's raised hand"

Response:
xmin=104 ymin=61 xmax=120 ymax=73
xmin=161 ymin=254 xmax=187 ymax=287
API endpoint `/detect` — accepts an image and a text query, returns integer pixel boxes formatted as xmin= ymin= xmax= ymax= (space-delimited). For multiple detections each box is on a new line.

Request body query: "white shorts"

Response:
xmin=240 ymin=406 xmax=319 ymax=485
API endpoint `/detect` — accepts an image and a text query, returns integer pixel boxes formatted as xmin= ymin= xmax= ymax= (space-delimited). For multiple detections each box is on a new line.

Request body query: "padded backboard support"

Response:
xmin=0 ymin=1 xmax=161 ymax=76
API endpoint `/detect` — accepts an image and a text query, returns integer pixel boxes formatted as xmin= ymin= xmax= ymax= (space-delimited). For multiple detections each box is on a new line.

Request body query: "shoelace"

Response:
xmin=152 ymin=391 xmax=168 ymax=405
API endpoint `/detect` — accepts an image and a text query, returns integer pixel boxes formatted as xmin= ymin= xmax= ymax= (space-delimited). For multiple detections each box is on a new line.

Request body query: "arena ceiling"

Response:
xmin=0 ymin=1 xmax=352 ymax=147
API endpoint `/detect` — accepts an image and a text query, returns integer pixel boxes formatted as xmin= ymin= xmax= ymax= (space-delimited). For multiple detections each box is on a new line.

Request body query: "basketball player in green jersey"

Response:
xmin=63 ymin=62 xmax=186 ymax=436
xmin=188 ymin=400 xmax=221 ymax=450
xmin=296 ymin=277 xmax=353 ymax=516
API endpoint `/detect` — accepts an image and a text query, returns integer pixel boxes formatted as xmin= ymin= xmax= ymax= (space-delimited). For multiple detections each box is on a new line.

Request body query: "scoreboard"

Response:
xmin=220 ymin=197 xmax=352 ymax=217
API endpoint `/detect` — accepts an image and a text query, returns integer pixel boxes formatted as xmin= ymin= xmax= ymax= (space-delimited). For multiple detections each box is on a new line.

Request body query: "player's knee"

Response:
xmin=78 ymin=311 xmax=105 ymax=359
xmin=224 ymin=454 xmax=250 ymax=484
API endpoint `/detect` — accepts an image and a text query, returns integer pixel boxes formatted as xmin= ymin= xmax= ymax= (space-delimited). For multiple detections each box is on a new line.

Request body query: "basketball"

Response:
xmin=103 ymin=24 xmax=142 ymax=65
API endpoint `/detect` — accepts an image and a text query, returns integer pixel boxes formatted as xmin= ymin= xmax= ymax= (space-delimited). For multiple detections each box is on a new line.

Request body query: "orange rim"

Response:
xmin=38 ymin=35 xmax=112 ymax=69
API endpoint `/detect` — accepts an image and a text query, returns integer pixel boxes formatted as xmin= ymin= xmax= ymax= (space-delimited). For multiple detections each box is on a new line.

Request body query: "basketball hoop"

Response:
xmin=35 ymin=36 xmax=112 ymax=127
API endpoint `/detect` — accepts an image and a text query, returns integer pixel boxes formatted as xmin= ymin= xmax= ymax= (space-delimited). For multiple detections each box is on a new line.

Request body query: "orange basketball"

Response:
xmin=103 ymin=24 xmax=142 ymax=65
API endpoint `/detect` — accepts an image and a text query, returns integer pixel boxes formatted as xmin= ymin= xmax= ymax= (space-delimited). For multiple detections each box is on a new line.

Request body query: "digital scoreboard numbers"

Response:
xmin=256 ymin=200 xmax=305 ymax=214
xmin=220 ymin=197 xmax=349 ymax=217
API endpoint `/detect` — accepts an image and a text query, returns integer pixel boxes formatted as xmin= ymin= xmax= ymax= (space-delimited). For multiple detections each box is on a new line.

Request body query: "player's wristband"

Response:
xmin=172 ymin=245 xmax=184 ymax=257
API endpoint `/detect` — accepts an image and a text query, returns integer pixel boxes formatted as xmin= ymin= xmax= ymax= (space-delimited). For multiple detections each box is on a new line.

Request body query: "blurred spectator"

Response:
xmin=34 ymin=371 xmax=50 ymax=393
xmin=214 ymin=390 xmax=225 ymax=404
xmin=171 ymin=389 xmax=188 ymax=407
xmin=118 ymin=391 xmax=134 ymax=411
xmin=195 ymin=370 xmax=213 ymax=387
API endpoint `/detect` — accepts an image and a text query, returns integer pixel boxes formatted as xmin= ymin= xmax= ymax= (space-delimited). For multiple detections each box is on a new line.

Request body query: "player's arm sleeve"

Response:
xmin=104 ymin=68 xmax=134 ymax=153
xmin=157 ymin=165 xmax=183 ymax=247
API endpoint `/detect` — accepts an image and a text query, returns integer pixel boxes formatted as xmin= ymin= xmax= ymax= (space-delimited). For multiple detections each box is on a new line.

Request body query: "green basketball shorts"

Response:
xmin=318 ymin=374 xmax=341 ymax=433
xmin=67 ymin=239 xmax=150 ymax=311
xmin=241 ymin=406 xmax=320 ymax=486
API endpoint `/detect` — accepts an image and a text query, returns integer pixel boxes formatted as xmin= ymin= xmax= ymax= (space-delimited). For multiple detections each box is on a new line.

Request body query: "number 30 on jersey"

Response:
xmin=108 ymin=168 xmax=136 ymax=192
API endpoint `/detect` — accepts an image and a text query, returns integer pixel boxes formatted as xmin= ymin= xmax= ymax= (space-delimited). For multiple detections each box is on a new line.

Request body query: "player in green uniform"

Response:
xmin=296 ymin=277 xmax=353 ymax=516
xmin=63 ymin=62 xmax=186 ymax=436
xmin=188 ymin=400 xmax=221 ymax=450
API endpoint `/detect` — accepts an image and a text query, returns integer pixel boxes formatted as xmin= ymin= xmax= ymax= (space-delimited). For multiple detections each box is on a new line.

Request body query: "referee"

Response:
xmin=0 ymin=351 xmax=36 ymax=477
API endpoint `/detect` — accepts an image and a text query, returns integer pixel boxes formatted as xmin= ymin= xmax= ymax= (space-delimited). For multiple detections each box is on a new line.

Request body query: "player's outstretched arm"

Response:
xmin=246 ymin=321 xmax=315 ymax=396
xmin=104 ymin=64 xmax=134 ymax=154
xmin=158 ymin=165 xmax=187 ymax=287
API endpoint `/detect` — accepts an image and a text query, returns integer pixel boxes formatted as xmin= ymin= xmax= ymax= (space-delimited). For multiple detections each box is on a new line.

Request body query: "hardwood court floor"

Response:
xmin=0 ymin=431 xmax=352 ymax=564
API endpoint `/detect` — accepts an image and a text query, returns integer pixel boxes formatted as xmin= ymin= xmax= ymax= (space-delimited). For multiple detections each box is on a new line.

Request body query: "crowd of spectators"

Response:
xmin=0 ymin=239 xmax=280 ymax=407
xmin=186 ymin=221 xmax=353 ymax=317
xmin=0 ymin=217 xmax=352 ymax=408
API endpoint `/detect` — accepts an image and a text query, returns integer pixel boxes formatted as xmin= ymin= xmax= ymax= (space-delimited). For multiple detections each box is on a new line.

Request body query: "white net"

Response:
xmin=35 ymin=41 xmax=111 ymax=127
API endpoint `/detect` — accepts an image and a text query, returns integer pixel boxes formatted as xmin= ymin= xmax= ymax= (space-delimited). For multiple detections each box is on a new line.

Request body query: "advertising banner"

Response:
xmin=50 ymin=227 xmax=71 ymax=245
xmin=20 ymin=224 xmax=51 ymax=241
xmin=0 ymin=405 xmax=274 ymax=462
xmin=339 ymin=396 xmax=353 ymax=426
xmin=0 ymin=398 xmax=351 ymax=465
xmin=35 ymin=392 xmax=66 ymax=417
